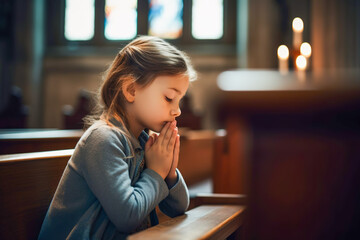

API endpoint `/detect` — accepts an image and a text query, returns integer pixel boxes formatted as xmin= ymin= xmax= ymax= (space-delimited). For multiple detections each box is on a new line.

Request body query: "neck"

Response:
xmin=128 ymin=121 xmax=144 ymax=139
xmin=123 ymin=106 xmax=144 ymax=139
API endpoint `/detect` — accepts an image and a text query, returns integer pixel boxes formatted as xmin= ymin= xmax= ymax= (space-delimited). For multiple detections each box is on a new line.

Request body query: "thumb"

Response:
xmin=145 ymin=135 xmax=154 ymax=150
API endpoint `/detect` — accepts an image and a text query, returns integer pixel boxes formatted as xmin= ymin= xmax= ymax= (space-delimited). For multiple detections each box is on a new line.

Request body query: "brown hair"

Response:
xmin=85 ymin=36 xmax=196 ymax=153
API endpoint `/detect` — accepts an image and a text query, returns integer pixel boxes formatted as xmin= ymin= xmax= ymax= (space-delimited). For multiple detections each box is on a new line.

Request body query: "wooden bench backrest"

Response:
xmin=0 ymin=149 xmax=73 ymax=240
xmin=0 ymin=130 xmax=83 ymax=154
xmin=178 ymin=130 xmax=223 ymax=186
xmin=0 ymin=128 xmax=221 ymax=186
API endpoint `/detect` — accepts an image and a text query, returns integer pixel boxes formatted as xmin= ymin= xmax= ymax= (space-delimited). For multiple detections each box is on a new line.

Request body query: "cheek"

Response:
xmin=144 ymin=96 xmax=161 ymax=109
xmin=137 ymin=95 xmax=166 ymax=117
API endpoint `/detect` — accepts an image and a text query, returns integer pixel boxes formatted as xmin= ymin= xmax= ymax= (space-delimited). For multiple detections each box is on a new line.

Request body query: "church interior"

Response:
xmin=1 ymin=0 xmax=360 ymax=239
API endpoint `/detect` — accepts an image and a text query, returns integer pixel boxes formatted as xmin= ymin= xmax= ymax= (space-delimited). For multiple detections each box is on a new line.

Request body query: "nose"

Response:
xmin=171 ymin=106 xmax=181 ymax=117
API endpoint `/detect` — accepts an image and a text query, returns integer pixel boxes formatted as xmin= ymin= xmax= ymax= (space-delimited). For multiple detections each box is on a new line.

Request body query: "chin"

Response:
xmin=149 ymin=127 xmax=162 ymax=133
xmin=148 ymin=122 xmax=167 ymax=133
xmin=145 ymin=125 xmax=159 ymax=133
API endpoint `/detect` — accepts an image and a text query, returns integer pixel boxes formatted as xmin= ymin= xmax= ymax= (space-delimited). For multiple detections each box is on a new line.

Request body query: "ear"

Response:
xmin=122 ymin=80 xmax=136 ymax=103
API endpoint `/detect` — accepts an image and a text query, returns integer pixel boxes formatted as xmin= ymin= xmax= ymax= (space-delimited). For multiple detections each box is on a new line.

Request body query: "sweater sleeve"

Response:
xmin=79 ymin=128 xmax=169 ymax=233
xmin=159 ymin=168 xmax=190 ymax=217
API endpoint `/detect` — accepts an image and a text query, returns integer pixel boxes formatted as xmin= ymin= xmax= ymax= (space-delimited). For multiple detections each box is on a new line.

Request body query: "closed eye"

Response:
xmin=165 ymin=97 xmax=173 ymax=103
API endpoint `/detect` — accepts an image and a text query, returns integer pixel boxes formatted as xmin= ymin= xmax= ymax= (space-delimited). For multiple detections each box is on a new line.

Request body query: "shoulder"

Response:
xmin=78 ymin=120 xmax=130 ymax=153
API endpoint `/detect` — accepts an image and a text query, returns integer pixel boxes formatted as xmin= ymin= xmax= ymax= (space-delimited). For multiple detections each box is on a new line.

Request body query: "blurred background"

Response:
xmin=1 ymin=0 xmax=359 ymax=129
xmin=1 ymin=1 xmax=360 ymax=239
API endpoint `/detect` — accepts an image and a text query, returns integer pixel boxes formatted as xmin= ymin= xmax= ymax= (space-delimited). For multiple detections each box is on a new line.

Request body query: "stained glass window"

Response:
xmin=148 ymin=0 xmax=183 ymax=39
xmin=65 ymin=0 xmax=95 ymax=41
xmin=192 ymin=0 xmax=223 ymax=39
xmin=104 ymin=0 xmax=138 ymax=40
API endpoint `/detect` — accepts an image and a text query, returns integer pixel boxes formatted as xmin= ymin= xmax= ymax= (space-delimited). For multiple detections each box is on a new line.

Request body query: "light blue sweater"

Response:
xmin=38 ymin=118 xmax=190 ymax=239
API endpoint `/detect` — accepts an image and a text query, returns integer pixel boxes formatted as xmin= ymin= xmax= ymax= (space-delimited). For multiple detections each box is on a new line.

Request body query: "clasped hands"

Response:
xmin=145 ymin=121 xmax=179 ymax=187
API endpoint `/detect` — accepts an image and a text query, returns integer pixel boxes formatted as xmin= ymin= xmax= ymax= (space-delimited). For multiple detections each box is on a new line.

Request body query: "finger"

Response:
xmin=158 ymin=122 xmax=171 ymax=144
xmin=167 ymin=127 xmax=177 ymax=151
xmin=151 ymin=133 xmax=158 ymax=145
xmin=171 ymin=135 xmax=180 ymax=172
xmin=173 ymin=134 xmax=180 ymax=168
xmin=145 ymin=135 xmax=154 ymax=150
xmin=161 ymin=121 xmax=176 ymax=146
xmin=154 ymin=133 xmax=159 ymax=143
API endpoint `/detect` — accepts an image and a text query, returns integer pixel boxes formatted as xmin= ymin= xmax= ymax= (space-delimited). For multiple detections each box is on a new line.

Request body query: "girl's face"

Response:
xmin=132 ymin=74 xmax=189 ymax=133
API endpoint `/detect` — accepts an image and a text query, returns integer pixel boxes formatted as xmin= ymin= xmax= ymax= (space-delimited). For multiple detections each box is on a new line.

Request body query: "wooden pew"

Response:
xmin=130 ymin=205 xmax=245 ymax=240
xmin=130 ymin=194 xmax=247 ymax=240
xmin=188 ymin=193 xmax=247 ymax=210
xmin=0 ymin=149 xmax=73 ymax=240
xmin=0 ymin=129 xmax=83 ymax=154
xmin=0 ymin=128 xmax=220 ymax=187
xmin=215 ymin=70 xmax=360 ymax=239
xmin=0 ymin=150 xmax=246 ymax=240
xmin=178 ymin=129 xmax=225 ymax=186
xmin=0 ymin=129 xmax=218 ymax=185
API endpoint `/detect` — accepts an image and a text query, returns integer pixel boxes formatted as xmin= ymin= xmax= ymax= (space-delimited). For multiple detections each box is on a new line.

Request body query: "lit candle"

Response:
xmin=292 ymin=17 xmax=303 ymax=51
xmin=296 ymin=55 xmax=307 ymax=81
xmin=300 ymin=42 xmax=311 ymax=58
xmin=296 ymin=55 xmax=307 ymax=70
xmin=277 ymin=45 xmax=289 ymax=74
xmin=300 ymin=42 xmax=312 ymax=69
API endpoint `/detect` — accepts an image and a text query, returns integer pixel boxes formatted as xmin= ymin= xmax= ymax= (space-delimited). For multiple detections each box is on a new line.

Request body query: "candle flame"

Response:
xmin=296 ymin=55 xmax=307 ymax=70
xmin=300 ymin=42 xmax=312 ymax=57
xmin=292 ymin=17 xmax=304 ymax=32
xmin=277 ymin=45 xmax=289 ymax=60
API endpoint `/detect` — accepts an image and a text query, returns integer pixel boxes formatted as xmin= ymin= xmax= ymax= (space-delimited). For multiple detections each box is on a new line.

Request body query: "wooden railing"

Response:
xmin=129 ymin=203 xmax=246 ymax=240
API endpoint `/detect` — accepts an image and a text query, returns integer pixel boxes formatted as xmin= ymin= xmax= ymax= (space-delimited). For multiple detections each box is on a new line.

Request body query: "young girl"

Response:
xmin=38 ymin=36 xmax=196 ymax=239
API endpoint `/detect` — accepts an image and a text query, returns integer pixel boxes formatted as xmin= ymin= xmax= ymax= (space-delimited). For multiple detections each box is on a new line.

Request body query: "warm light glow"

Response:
xmin=65 ymin=0 xmax=95 ymax=40
xmin=217 ymin=70 xmax=298 ymax=91
xmin=192 ymin=0 xmax=223 ymax=39
xmin=300 ymin=42 xmax=312 ymax=58
xmin=296 ymin=55 xmax=307 ymax=70
xmin=277 ymin=45 xmax=289 ymax=60
xmin=292 ymin=17 xmax=304 ymax=32
xmin=148 ymin=0 xmax=183 ymax=39
xmin=104 ymin=0 xmax=137 ymax=40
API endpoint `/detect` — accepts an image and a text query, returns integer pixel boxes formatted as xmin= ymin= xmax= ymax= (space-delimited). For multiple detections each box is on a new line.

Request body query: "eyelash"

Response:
xmin=165 ymin=97 xmax=173 ymax=103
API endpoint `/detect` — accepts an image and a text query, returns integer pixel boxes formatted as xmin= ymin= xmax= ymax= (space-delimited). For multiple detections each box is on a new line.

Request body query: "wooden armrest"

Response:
xmin=189 ymin=193 xmax=247 ymax=209
xmin=129 ymin=204 xmax=246 ymax=240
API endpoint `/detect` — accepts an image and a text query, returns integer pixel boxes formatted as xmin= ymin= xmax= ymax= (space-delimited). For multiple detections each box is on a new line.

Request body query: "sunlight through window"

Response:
xmin=65 ymin=0 xmax=95 ymax=41
xmin=192 ymin=0 xmax=223 ymax=39
xmin=105 ymin=0 xmax=137 ymax=40
xmin=148 ymin=0 xmax=183 ymax=39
